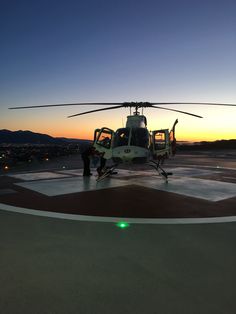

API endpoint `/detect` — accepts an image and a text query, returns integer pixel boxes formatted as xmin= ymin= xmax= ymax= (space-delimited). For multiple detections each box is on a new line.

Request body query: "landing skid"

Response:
xmin=96 ymin=165 xmax=118 ymax=182
xmin=149 ymin=160 xmax=172 ymax=183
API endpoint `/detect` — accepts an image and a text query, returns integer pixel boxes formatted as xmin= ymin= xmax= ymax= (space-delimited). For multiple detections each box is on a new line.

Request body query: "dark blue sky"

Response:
xmin=1 ymin=0 xmax=236 ymax=140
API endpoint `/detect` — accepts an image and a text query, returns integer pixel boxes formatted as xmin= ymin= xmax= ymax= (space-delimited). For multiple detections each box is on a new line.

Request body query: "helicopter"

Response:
xmin=90 ymin=102 xmax=180 ymax=181
xmin=9 ymin=101 xmax=236 ymax=182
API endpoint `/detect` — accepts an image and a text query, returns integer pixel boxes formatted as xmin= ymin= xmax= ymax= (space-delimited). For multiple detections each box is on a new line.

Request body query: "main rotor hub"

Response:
xmin=123 ymin=102 xmax=152 ymax=115
xmin=123 ymin=102 xmax=152 ymax=108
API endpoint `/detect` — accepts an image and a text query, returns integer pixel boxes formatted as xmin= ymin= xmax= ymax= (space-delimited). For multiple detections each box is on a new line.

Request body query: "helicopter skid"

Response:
xmin=96 ymin=165 xmax=118 ymax=182
xmin=149 ymin=160 xmax=172 ymax=183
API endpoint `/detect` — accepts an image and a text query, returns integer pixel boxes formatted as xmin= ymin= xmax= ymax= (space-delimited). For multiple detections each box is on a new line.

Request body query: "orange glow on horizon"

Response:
xmin=2 ymin=105 xmax=235 ymax=142
xmin=5 ymin=122 xmax=235 ymax=142
xmin=48 ymin=128 xmax=235 ymax=142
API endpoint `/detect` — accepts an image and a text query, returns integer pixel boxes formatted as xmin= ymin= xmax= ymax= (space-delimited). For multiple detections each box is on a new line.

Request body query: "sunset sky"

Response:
xmin=1 ymin=0 xmax=236 ymax=141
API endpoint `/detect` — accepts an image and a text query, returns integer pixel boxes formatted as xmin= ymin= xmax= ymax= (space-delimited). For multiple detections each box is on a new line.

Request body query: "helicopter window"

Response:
xmin=113 ymin=128 xmax=130 ymax=147
xmin=154 ymin=131 xmax=166 ymax=150
xmin=130 ymin=128 xmax=149 ymax=148
xmin=96 ymin=131 xmax=112 ymax=149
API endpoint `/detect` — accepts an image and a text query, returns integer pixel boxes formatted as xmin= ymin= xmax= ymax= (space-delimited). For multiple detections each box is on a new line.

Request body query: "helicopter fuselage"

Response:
xmin=93 ymin=114 xmax=178 ymax=164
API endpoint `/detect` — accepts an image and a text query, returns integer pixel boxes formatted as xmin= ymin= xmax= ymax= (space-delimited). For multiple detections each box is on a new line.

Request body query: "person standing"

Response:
xmin=79 ymin=141 xmax=95 ymax=176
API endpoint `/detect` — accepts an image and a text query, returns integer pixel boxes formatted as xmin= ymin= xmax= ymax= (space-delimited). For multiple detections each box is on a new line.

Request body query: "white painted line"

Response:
xmin=133 ymin=177 xmax=236 ymax=201
xmin=193 ymin=165 xmax=236 ymax=171
xmin=15 ymin=176 xmax=131 ymax=196
xmin=8 ymin=171 xmax=71 ymax=181
xmin=1 ymin=202 xmax=236 ymax=225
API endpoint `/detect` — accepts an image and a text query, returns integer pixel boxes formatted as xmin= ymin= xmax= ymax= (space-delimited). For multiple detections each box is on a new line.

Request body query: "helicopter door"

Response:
xmin=93 ymin=127 xmax=114 ymax=159
xmin=169 ymin=119 xmax=178 ymax=156
xmin=152 ymin=129 xmax=170 ymax=156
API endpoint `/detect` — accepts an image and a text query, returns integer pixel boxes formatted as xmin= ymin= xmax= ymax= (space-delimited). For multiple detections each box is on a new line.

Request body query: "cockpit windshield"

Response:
xmin=113 ymin=127 xmax=149 ymax=148
xmin=113 ymin=128 xmax=130 ymax=147
xmin=130 ymin=128 xmax=149 ymax=148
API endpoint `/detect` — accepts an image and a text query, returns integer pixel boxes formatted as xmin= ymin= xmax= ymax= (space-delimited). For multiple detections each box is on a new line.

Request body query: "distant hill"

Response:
xmin=0 ymin=129 xmax=86 ymax=144
xmin=178 ymin=139 xmax=236 ymax=150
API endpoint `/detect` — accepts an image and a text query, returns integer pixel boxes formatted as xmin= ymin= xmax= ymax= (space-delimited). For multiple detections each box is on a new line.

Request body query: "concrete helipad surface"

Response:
xmin=1 ymin=210 xmax=236 ymax=314
xmin=15 ymin=174 xmax=130 ymax=196
xmin=1 ymin=161 xmax=236 ymax=218
xmin=1 ymin=151 xmax=236 ymax=314
xmin=7 ymin=171 xmax=71 ymax=181
xmin=133 ymin=176 xmax=236 ymax=201
xmin=8 ymin=168 xmax=236 ymax=201
xmin=10 ymin=168 xmax=236 ymax=201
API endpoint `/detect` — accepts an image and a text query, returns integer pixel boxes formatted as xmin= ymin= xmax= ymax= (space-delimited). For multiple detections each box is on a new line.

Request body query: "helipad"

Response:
xmin=1 ymin=165 xmax=236 ymax=219
xmin=1 ymin=153 xmax=236 ymax=314
xmin=10 ymin=168 xmax=236 ymax=201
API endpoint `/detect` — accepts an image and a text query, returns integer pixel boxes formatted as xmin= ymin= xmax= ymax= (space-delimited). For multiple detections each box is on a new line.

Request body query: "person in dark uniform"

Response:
xmin=79 ymin=142 xmax=95 ymax=176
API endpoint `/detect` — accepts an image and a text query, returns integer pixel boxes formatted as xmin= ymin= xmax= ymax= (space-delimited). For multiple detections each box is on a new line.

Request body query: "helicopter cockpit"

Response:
xmin=113 ymin=127 xmax=149 ymax=149
xmin=113 ymin=128 xmax=129 ymax=147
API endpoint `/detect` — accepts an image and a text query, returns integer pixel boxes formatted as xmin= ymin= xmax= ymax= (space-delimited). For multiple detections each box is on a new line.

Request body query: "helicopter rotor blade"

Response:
xmin=9 ymin=101 xmax=236 ymax=110
xmin=8 ymin=103 xmax=123 ymax=110
xmin=67 ymin=105 xmax=125 ymax=118
xmin=151 ymin=102 xmax=236 ymax=107
xmin=151 ymin=105 xmax=203 ymax=118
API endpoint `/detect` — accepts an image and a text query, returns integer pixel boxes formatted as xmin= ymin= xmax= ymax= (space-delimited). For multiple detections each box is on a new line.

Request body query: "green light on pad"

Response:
xmin=116 ymin=222 xmax=130 ymax=229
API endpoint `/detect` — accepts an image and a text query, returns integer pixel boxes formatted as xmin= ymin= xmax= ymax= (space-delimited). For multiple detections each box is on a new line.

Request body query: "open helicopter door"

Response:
xmin=169 ymin=119 xmax=178 ymax=156
xmin=151 ymin=129 xmax=170 ymax=158
xmin=93 ymin=127 xmax=114 ymax=159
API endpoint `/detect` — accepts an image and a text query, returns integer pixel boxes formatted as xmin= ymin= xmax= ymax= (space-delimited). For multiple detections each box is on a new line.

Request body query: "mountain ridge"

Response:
xmin=0 ymin=129 xmax=86 ymax=144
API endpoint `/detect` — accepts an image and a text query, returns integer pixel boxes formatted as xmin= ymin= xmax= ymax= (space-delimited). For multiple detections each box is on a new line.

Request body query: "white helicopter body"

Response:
xmin=93 ymin=113 xmax=178 ymax=165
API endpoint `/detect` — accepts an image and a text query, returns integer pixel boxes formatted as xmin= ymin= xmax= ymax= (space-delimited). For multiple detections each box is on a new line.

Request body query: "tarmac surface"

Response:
xmin=1 ymin=150 xmax=236 ymax=313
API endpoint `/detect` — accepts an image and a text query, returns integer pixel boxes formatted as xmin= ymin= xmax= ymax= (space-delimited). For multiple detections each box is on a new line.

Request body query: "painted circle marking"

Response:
xmin=1 ymin=203 xmax=236 ymax=224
